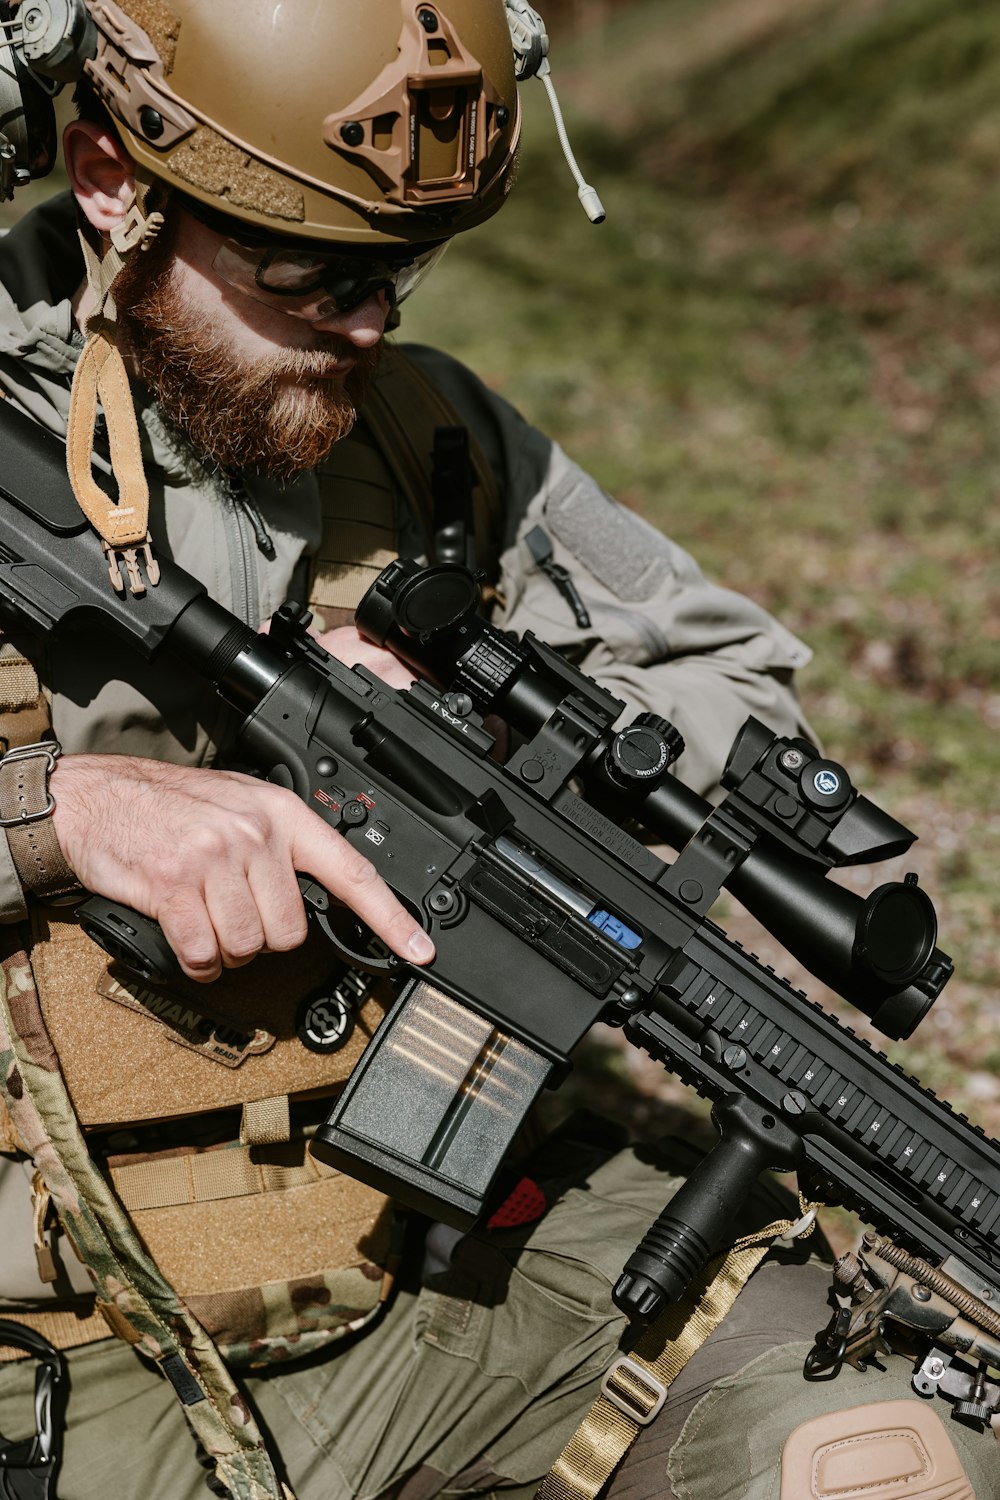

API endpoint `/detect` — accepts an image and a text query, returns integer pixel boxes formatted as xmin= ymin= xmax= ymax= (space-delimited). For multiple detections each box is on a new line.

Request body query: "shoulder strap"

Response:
xmin=309 ymin=346 xmax=504 ymax=624
xmin=0 ymin=938 xmax=294 ymax=1500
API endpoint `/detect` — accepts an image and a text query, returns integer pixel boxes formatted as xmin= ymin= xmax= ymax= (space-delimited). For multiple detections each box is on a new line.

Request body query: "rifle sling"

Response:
xmin=535 ymin=1207 xmax=818 ymax=1500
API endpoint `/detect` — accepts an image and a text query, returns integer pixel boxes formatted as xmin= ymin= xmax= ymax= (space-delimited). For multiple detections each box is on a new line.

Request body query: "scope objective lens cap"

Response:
xmin=853 ymin=879 xmax=937 ymax=987
xmin=394 ymin=564 xmax=480 ymax=640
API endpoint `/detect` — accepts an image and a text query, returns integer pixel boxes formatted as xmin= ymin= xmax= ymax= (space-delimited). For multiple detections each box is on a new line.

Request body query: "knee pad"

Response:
xmin=779 ymin=1398 xmax=976 ymax=1499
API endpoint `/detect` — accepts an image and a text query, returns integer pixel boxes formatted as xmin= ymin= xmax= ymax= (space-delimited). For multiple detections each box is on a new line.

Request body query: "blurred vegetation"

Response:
xmin=2 ymin=0 xmax=998 ymax=1236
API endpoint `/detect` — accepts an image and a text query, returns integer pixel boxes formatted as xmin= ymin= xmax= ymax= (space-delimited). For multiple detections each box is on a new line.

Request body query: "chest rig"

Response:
xmin=0 ymin=348 xmax=501 ymax=1493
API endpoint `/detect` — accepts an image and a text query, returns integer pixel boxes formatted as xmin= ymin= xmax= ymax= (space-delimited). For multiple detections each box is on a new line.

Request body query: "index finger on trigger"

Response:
xmin=301 ymin=824 xmax=435 ymax=965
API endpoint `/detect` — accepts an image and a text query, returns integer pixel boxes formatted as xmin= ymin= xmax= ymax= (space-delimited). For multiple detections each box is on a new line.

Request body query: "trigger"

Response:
xmin=296 ymin=874 xmax=404 ymax=976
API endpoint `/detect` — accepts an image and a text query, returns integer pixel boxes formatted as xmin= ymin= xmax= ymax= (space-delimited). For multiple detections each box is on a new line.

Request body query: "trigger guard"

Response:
xmin=310 ymin=906 xmax=404 ymax=976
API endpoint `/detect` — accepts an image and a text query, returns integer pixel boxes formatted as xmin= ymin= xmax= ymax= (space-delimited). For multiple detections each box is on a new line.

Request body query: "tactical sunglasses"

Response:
xmin=177 ymin=194 xmax=448 ymax=321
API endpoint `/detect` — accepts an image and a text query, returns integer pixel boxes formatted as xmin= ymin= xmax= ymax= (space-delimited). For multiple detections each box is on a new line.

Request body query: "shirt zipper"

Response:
xmin=218 ymin=474 xmax=272 ymax=626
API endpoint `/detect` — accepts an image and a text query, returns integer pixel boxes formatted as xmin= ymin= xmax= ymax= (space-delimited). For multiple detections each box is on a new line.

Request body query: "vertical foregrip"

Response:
xmin=613 ymin=1094 xmax=802 ymax=1322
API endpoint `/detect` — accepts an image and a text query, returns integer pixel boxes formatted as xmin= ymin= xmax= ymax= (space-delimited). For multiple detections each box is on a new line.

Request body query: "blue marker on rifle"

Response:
xmin=586 ymin=909 xmax=643 ymax=950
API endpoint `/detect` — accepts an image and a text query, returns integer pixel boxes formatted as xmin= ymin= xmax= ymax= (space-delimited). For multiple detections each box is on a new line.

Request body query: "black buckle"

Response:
xmin=0 ymin=1320 xmax=66 ymax=1500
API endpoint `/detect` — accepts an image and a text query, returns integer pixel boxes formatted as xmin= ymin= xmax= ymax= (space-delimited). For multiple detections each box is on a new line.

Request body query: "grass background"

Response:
xmin=3 ymin=0 xmax=998 ymax=1244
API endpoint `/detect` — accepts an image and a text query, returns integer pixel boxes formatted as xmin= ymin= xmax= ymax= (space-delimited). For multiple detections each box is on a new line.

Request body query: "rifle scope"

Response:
xmin=356 ymin=560 xmax=951 ymax=1041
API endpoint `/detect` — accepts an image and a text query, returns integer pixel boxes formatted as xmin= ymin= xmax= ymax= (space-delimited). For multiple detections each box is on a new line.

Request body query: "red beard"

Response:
xmin=113 ymin=225 xmax=381 ymax=481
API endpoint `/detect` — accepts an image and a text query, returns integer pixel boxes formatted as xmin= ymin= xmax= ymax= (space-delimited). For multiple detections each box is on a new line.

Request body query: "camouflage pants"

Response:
xmin=0 ymin=1125 xmax=993 ymax=1500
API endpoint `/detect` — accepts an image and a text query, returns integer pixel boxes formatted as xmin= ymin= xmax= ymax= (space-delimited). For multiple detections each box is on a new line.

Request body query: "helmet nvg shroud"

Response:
xmin=0 ymin=0 xmax=602 ymax=242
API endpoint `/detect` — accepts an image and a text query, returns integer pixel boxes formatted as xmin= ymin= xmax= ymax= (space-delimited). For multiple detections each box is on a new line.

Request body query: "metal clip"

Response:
xmin=600 ymin=1355 xmax=668 ymax=1426
xmin=803 ymin=1306 xmax=851 ymax=1378
xmin=109 ymin=201 xmax=165 ymax=255
xmin=0 ymin=742 xmax=61 ymax=828
xmin=0 ymin=133 xmax=30 ymax=203
xmin=0 ymin=1319 xmax=66 ymax=1500
xmin=103 ymin=535 xmax=161 ymax=597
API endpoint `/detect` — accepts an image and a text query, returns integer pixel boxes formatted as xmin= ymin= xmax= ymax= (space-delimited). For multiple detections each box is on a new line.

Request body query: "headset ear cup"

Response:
xmin=505 ymin=0 xmax=549 ymax=81
xmin=0 ymin=39 xmax=58 ymax=198
xmin=16 ymin=59 xmax=58 ymax=178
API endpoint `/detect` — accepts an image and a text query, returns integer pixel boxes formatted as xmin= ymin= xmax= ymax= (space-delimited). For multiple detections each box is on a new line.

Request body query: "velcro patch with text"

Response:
xmin=96 ymin=972 xmax=276 ymax=1068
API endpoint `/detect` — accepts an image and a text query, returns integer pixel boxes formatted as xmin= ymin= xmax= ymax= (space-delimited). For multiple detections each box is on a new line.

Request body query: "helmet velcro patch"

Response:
xmin=115 ymin=0 xmax=181 ymax=74
xmin=169 ymin=127 xmax=306 ymax=223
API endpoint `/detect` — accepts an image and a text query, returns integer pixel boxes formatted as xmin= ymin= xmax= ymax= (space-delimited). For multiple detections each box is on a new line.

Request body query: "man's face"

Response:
xmin=115 ymin=203 xmax=389 ymax=481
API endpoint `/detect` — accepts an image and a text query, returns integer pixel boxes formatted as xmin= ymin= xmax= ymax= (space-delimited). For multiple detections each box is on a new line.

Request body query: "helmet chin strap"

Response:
xmin=67 ymin=166 xmax=164 ymax=597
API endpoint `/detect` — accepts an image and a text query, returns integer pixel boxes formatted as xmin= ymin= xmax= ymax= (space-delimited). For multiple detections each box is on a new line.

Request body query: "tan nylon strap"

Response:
xmin=31 ymin=1168 xmax=58 ymax=1283
xmin=0 ymin=644 xmax=39 ymax=712
xmin=78 ymin=227 xmax=126 ymax=332
xmin=0 ymin=1304 xmax=114 ymax=1362
xmin=240 ymin=1094 xmax=291 ymax=1148
xmin=66 ymin=331 xmax=151 ymax=549
xmin=535 ymin=1208 xmax=818 ymax=1500
xmin=110 ymin=1138 xmax=332 ymax=1212
xmin=0 ymin=644 xmax=51 ymax=754
xmin=67 ymin=175 xmax=164 ymax=594
xmin=0 ymin=702 xmax=53 ymax=755
xmin=75 ymin=169 xmax=163 ymax=335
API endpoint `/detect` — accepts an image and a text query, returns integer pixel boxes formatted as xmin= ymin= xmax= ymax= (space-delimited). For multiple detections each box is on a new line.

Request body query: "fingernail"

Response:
xmin=407 ymin=930 xmax=435 ymax=964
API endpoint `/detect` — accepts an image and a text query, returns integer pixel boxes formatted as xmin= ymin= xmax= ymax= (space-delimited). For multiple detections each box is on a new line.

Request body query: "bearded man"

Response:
xmin=1 ymin=5 xmax=988 ymax=1500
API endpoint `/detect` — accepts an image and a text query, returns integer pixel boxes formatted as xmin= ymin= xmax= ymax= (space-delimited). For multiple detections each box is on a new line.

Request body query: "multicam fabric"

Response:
xmin=25 ymin=900 xmax=395 ymax=1357
xmin=0 ymin=936 xmax=293 ymax=1500
xmin=190 ymin=1263 xmax=388 ymax=1370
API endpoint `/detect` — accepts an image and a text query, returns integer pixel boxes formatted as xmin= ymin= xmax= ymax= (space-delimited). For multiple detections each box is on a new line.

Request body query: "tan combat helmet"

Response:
xmin=80 ymin=0 xmax=522 ymax=246
xmin=0 ymin=1 xmax=592 ymax=594
xmin=1 ymin=0 xmax=521 ymax=244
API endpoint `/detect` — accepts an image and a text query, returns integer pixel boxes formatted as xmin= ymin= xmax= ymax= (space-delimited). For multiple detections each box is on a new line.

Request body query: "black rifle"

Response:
xmin=2 ymin=400 xmax=999 ymax=1426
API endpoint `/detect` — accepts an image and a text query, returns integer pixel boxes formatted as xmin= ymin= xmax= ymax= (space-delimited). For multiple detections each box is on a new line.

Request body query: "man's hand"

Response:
xmin=50 ymin=755 xmax=434 ymax=983
xmin=292 ymin=622 xmax=416 ymax=691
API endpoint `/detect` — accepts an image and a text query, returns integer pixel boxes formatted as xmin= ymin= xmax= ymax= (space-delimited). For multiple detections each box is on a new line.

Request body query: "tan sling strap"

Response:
xmin=310 ymin=344 xmax=504 ymax=627
xmin=66 ymin=175 xmax=164 ymax=597
xmin=535 ymin=1202 xmax=820 ymax=1500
